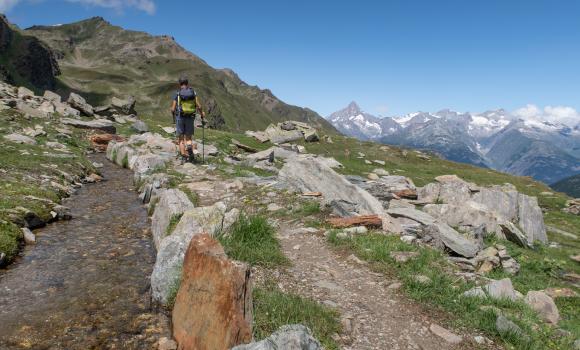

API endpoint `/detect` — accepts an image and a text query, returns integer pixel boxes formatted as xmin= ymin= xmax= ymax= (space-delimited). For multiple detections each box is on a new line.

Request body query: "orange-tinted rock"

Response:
xmin=327 ymin=215 xmax=383 ymax=228
xmin=89 ymin=133 xmax=124 ymax=151
xmin=394 ymin=189 xmax=418 ymax=200
xmin=172 ymin=233 xmax=252 ymax=350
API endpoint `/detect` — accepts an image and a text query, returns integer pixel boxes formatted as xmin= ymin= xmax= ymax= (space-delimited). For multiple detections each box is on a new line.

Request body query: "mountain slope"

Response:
xmin=0 ymin=15 xmax=60 ymax=91
xmin=23 ymin=17 xmax=336 ymax=132
xmin=551 ymin=174 xmax=580 ymax=197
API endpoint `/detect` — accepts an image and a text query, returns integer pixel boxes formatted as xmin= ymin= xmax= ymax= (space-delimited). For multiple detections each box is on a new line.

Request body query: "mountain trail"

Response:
xmin=273 ymin=222 xmax=497 ymax=350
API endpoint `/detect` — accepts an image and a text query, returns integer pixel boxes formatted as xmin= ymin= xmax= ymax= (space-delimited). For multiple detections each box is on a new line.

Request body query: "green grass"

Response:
xmin=253 ymin=284 xmax=341 ymax=350
xmin=179 ymin=186 xmax=200 ymax=206
xmin=165 ymin=213 xmax=183 ymax=236
xmin=0 ymin=222 xmax=23 ymax=263
xmin=327 ymin=231 xmax=576 ymax=349
xmin=292 ymin=201 xmax=321 ymax=216
xmin=166 ymin=266 xmax=182 ymax=310
xmin=219 ymin=214 xmax=288 ymax=268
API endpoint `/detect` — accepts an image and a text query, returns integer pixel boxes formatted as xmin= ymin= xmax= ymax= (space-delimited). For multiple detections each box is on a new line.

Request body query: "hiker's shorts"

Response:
xmin=176 ymin=115 xmax=194 ymax=136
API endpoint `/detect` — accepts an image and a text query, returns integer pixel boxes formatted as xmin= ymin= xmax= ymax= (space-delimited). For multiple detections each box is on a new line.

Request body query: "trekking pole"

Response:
xmin=202 ymin=118 xmax=205 ymax=164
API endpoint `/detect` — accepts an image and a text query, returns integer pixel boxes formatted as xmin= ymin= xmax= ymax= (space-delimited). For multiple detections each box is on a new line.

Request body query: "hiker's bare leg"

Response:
xmin=178 ymin=135 xmax=187 ymax=156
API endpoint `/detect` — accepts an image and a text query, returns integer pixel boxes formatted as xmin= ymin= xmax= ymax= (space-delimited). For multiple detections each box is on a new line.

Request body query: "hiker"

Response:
xmin=170 ymin=75 xmax=205 ymax=163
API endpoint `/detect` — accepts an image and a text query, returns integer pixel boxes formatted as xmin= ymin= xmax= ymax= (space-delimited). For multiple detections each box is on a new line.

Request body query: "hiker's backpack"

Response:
xmin=177 ymin=87 xmax=196 ymax=116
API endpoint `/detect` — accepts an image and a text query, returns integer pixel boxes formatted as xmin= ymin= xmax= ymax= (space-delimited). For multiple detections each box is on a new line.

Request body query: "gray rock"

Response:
xmin=132 ymin=154 xmax=168 ymax=177
xmin=495 ymin=316 xmax=524 ymax=337
xmin=499 ymin=222 xmax=530 ymax=248
xmin=43 ymin=90 xmax=61 ymax=103
xmin=67 ymin=92 xmax=94 ymax=116
xmin=303 ymin=129 xmax=319 ymax=142
xmin=17 ymin=86 xmax=34 ymax=98
xmin=4 ymin=133 xmax=36 ymax=145
xmin=387 ymin=207 xmax=436 ymax=225
xmin=423 ymin=201 xmax=504 ymax=238
xmin=280 ymin=121 xmax=296 ymax=130
xmin=151 ymin=202 xmax=239 ymax=304
xmin=417 ymin=182 xmax=441 ymax=203
xmin=463 ymin=286 xmax=486 ymax=298
xmin=279 ymin=156 xmax=385 ymax=215
xmin=472 ymin=185 xmax=519 ymax=222
xmin=483 ymin=278 xmax=517 ymax=301
xmin=265 ymin=124 xmax=304 ymax=144
xmin=111 ymin=96 xmax=136 ymax=114
xmin=150 ymin=189 xmax=194 ymax=249
xmin=424 ymin=222 xmax=480 ymax=258
xmin=232 ymin=324 xmax=322 ymax=350
xmin=524 ymin=291 xmax=560 ymax=325
xmin=61 ymin=118 xmax=115 ymax=133
xmin=22 ymin=227 xmax=36 ymax=244
xmin=53 ymin=101 xmax=80 ymax=118
xmin=429 ymin=323 xmax=463 ymax=344
xmin=518 ymin=194 xmax=547 ymax=243
xmin=131 ymin=120 xmax=149 ymax=133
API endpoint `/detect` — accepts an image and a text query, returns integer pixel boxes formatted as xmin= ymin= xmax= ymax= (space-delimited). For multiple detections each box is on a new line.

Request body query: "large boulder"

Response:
xmin=265 ymin=124 xmax=303 ymax=144
xmin=61 ymin=118 xmax=115 ymax=133
xmin=150 ymin=189 xmax=194 ymax=249
xmin=524 ymin=291 xmax=559 ymax=325
xmin=518 ymin=194 xmax=547 ymax=243
xmin=424 ymin=222 xmax=480 ymax=258
xmin=111 ymin=96 xmax=136 ymax=114
xmin=472 ymin=185 xmax=519 ymax=222
xmin=279 ymin=156 xmax=385 ymax=215
xmin=67 ymin=92 xmax=94 ymax=116
xmin=172 ymin=234 xmax=252 ymax=350
xmin=43 ymin=90 xmax=61 ymax=103
xmin=232 ymin=325 xmax=322 ymax=350
xmin=423 ymin=201 xmax=504 ymax=238
xmin=151 ymin=203 xmax=239 ymax=303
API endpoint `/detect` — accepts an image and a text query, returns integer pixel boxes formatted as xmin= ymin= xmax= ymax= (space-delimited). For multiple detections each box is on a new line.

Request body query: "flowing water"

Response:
xmin=0 ymin=154 xmax=170 ymax=349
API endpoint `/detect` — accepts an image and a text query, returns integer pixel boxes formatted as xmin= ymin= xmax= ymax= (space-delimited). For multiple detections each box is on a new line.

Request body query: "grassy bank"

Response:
xmin=0 ymin=109 xmax=95 ymax=264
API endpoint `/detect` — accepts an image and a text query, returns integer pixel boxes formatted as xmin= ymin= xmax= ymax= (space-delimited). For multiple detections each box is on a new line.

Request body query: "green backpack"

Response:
xmin=177 ymin=88 xmax=197 ymax=115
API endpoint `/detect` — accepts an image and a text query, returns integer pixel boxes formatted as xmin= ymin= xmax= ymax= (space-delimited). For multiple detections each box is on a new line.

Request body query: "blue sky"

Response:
xmin=3 ymin=0 xmax=580 ymax=119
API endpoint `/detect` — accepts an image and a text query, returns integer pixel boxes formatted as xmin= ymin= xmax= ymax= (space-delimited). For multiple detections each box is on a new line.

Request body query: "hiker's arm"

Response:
xmin=196 ymin=96 xmax=205 ymax=118
xmin=170 ymin=100 xmax=176 ymax=114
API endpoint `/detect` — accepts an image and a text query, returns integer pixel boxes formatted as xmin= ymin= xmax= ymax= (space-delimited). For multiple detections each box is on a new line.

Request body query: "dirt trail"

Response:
xmin=276 ymin=222 xmax=487 ymax=350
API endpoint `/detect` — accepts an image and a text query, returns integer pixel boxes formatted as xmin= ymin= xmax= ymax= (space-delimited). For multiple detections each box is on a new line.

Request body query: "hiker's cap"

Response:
xmin=178 ymin=75 xmax=188 ymax=85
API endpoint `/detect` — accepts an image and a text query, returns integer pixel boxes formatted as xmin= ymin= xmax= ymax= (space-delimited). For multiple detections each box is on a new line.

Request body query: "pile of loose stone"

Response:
xmin=245 ymin=120 xmax=320 ymax=144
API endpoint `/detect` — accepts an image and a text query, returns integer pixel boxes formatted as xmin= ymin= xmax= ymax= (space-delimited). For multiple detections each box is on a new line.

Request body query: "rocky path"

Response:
xmin=0 ymin=154 xmax=170 ymax=349
xmin=276 ymin=223 xmax=488 ymax=350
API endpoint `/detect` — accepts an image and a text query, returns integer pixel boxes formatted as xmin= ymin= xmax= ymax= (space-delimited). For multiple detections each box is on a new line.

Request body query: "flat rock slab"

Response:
xmin=61 ymin=118 xmax=116 ymax=133
xmin=429 ymin=323 xmax=463 ymax=344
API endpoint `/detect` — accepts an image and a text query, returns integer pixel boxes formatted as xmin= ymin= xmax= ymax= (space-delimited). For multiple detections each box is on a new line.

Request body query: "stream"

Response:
xmin=0 ymin=154 xmax=170 ymax=349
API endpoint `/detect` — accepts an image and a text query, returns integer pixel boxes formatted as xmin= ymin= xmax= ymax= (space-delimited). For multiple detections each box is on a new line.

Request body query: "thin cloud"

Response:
xmin=513 ymin=104 xmax=580 ymax=126
xmin=65 ymin=0 xmax=156 ymax=14
xmin=0 ymin=0 xmax=22 ymax=12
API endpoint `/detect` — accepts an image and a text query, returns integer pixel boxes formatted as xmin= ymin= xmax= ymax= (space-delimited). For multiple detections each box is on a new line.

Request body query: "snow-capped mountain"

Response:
xmin=327 ymin=102 xmax=384 ymax=140
xmin=327 ymin=102 xmax=580 ymax=184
